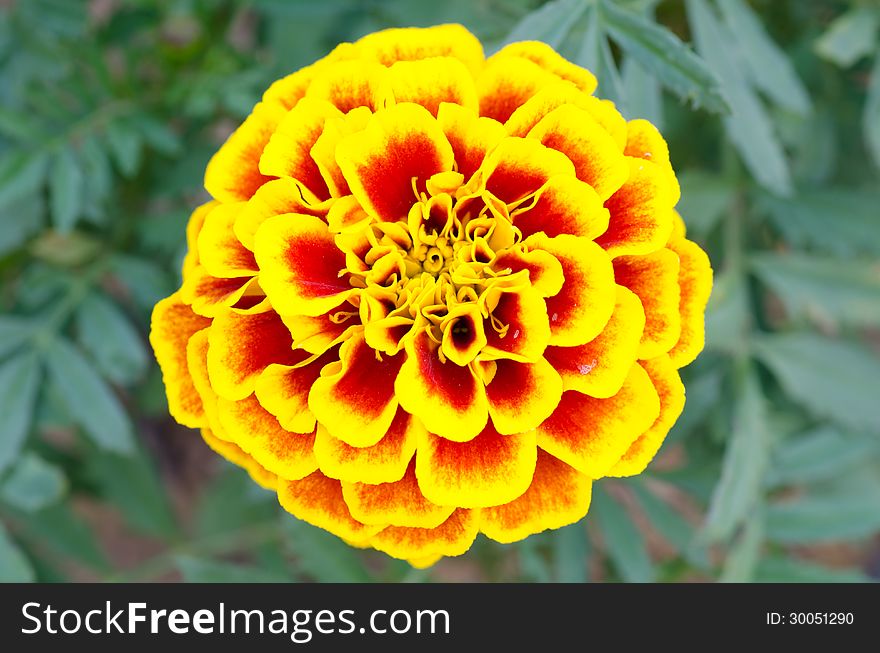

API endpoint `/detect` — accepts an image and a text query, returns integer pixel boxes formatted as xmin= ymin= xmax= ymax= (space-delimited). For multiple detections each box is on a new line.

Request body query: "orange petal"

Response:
xmin=436 ymin=102 xmax=506 ymax=183
xmin=308 ymin=331 xmax=403 ymax=447
xmin=342 ymin=460 xmax=454 ymax=528
xmin=254 ymin=213 xmax=356 ymax=317
xmin=666 ymin=236 xmax=713 ymax=368
xmin=492 ymin=247 xmax=564 ymax=298
xmin=369 ymin=508 xmax=479 ymax=563
xmin=415 ymin=424 xmax=536 ymax=508
xmin=545 ymin=285 xmax=645 ymax=398
xmin=184 ymin=201 xmax=216 ymax=266
xmin=353 ymin=25 xmax=485 ymax=74
xmin=254 ymin=347 xmax=339 ymax=434
xmin=480 ymin=449 xmax=592 ymax=543
xmin=207 ymin=310 xmax=300 ymax=401
xmin=180 ymin=266 xmax=254 ymax=318
xmin=305 ymin=59 xmax=395 ymax=114
xmin=282 ymin=300 xmax=361 ymax=354
xmin=336 ymin=102 xmax=454 ymax=222
xmin=481 ymin=285 xmax=551 ymax=363
xmin=528 ymin=233 xmax=616 ymax=346
xmin=537 ymin=362 xmax=660 ymax=478
xmin=477 ymin=136 xmax=574 ymax=206
xmin=278 ymin=471 xmax=383 ymax=544
xmin=389 ymin=57 xmax=478 ymax=117
xmin=395 ymin=328 xmax=488 ymax=442
xmin=477 ymin=54 xmax=558 ymax=124
xmin=201 ymin=428 xmax=277 ymax=491
xmin=262 ymin=42 xmax=359 ymax=109
xmin=609 ymin=354 xmax=685 ymax=476
xmin=197 ymin=202 xmax=257 ymax=278
xmin=149 ymin=293 xmax=211 ymax=428
xmin=494 ymin=41 xmax=597 ymax=94
xmin=314 ymin=408 xmax=420 ymax=484
xmin=486 ymin=357 xmax=562 ymax=435
xmin=204 ymin=100 xmax=286 ymax=202
xmin=614 ymin=248 xmax=681 ymax=359
xmin=512 ymin=175 xmax=609 ymax=240
xmin=217 ymin=395 xmax=318 ymax=481
xmin=310 ymin=108 xmax=372 ymax=199
xmin=527 ymin=104 xmax=628 ymax=202
xmin=596 ymin=157 xmax=675 ymax=258
xmin=624 ymin=118 xmax=680 ymax=205
xmin=187 ymin=329 xmax=223 ymax=437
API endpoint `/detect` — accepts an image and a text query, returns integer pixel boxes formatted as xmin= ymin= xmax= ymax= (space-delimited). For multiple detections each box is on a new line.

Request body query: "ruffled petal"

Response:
xmin=494 ymin=41 xmax=597 ymax=94
xmin=528 ymin=233 xmax=616 ymax=346
xmin=395 ymin=328 xmax=488 ymax=442
xmin=314 ymin=408 xmax=420 ymax=484
xmin=305 ymin=60 xmax=395 ymax=114
xmin=342 ymin=460 xmax=454 ymax=528
xmin=415 ymin=424 xmax=536 ymax=508
xmin=179 ymin=267 xmax=254 ymax=318
xmin=389 ymin=57 xmax=478 ymax=116
xmin=354 ymin=24 xmax=484 ymax=73
xmin=492 ymin=247 xmax=564 ymax=298
xmin=282 ymin=300 xmax=360 ymax=354
xmin=262 ymin=42 xmax=359 ymax=109
xmin=512 ymin=174 xmax=609 ymax=240
xmin=480 ymin=450 xmax=591 ymax=543
xmin=206 ymin=310 xmax=300 ymax=401
xmin=609 ymin=354 xmax=685 ymax=476
xmin=310 ymin=108 xmax=372 ymax=199
xmin=149 ymin=293 xmax=211 ymax=428
xmin=197 ymin=202 xmax=257 ymax=278
xmin=436 ymin=102 xmax=506 ymax=183
xmin=254 ymin=213 xmax=356 ymax=317
xmin=186 ymin=329 xmax=222 ymax=436
xmin=202 ymin=428 xmax=278 ymax=490
xmin=614 ymin=248 xmax=682 ymax=359
xmin=596 ymin=157 xmax=675 ymax=258
xmin=481 ymin=285 xmax=551 ymax=363
xmin=527 ymin=104 xmax=628 ymax=202
xmin=486 ymin=357 xmax=562 ymax=435
xmin=477 ymin=55 xmax=558 ymax=124
xmin=217 ymin=395 xmax=318 ymax=481
xmin=368 ymin=508 xmax=479 ymax=563
xmin=308 ymin=332 xmax=403 ymax=447
xmin=544 ymin=285 xmax=645 ymax=398
xmin=537 ymin=362 xmax=660 ymax=478
xmin=624 ymin=119 xmax=680 ymax=205
xmin=204 ymin=100 xmax=286 ymax=202
xmin=476 ymin=136 xmax=575 ymax=205
xmin=666 ymin=235 xmax=713 ymax=368
xmin=278 ymin=471 xmax=383 ymax=544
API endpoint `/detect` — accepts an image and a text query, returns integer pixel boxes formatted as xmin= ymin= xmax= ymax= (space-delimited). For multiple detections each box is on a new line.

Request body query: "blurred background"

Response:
xmin=1 ymin=0 xmax=878 ymax=583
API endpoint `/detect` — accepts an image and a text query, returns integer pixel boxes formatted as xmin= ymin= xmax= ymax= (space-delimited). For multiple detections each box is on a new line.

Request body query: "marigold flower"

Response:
xmin=150 ymin=24 xmax=712 ymax=567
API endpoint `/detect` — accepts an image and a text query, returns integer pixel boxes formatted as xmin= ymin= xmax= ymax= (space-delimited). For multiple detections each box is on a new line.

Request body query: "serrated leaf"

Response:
xmin=575 ymin=5 xmax=626 ymax=107
xmin=108 ymin=254 xmax=174 ymax=311
xmin=757 ymin=189 xmax=880 ymax=257
xmin=105 ymin=120 xmax=142 ymax=178
xmin=718 ymin=0 xmax=811 ymax=115
xmin=0 ymin=316 xmax=36 ymax=361
xmin=767 ymin=425 xmax=878 ymax=488
xmin=755 ymin=556 xmax=869 ymax=583
xmin=865 ymin=53 xmax=880 ymax=170
xmin=0 ymin=194 xmax=44 ymax=256
xmin=282 ymin=517 xmax=372 ymax=582
xmin=633 ymin=481 xmax=708 ymax=569
xmin=0 ymin=453 xmax=66 ymax=512
xmin=592 ymin=487 xmax=654 ymax=582
xmin=48 ymin=148 xmax=84 ymax=233
xmin=750 ymin=253 xmax=880 ymax=328
xmin=552 ymin=522 xmax=590 ymax=583
xmin=686 ymin=0 xmax=791 ymax=195
xmin=15 ymin=503 xmax=108 ymax=571
xmin=0 ymin=352 xmax=41 ymax=472
xmin=703 ymin=366 xmax=770 ymax=542
xmin=814 ymin=7 xmax=879 ymax=68
xmin=753 ymin=333 xmax=880 ymax=433
xmin=602 ymin=0 xmax=727 ymax=113
xmin=132 ymin=114 xmax=182 ymax=156
xmin=196 ymin=466 xmax=277 ymax=537
xmin=44 ymin=337 xmax=136 ymax=454
xmin=75 ymin=292 xmax=148 ymax=385
xmin=621 ymin=56 xmax=663 ymax=126
xmin=176 ymin=555 xmax=290 ymax=583
xmin=0 ymin=522 xmax=34 ymax=582
xmin=675 ymin=170 xmax=734 ymax=236
xmin=718 ymin=512 xmax=763 ymax=582
xmin=501 ymin=0 xmax=587 ymax=49
xmin=0 ymin=150 xmax=49 ymax=208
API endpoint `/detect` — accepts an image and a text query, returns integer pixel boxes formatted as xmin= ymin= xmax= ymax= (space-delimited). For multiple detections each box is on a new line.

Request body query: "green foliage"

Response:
xmin=0 ymin=0 xmax=877 ymax=584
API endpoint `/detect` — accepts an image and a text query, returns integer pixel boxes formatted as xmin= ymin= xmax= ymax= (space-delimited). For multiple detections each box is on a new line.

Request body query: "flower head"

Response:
xmin=150 ymin=24 xmax=712 ymax=567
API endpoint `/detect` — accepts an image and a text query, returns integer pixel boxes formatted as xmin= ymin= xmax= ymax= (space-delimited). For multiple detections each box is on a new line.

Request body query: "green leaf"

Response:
xmin=704 ymin=272 xmax=750 ymax=354
xmin=0 ymin=194 xmax=44 ymax=256
xmin=718 ymin=0 xmax=811 ymax=115
xmin=865 ymin=53 xmax=880 ymax=171
xmin=814 ymin=7 xmax=879 ymax=68
xmin=501 ymin=0 xmax=587 ymax=49
xmin=85 ymin=449 xmax=177 ymax=538
xmin=621 ymin=56 xmax=663 ymax=127
xmin=755 ymin=556 xmax=870 ymax=583
xmin=0 ymin=316 xmax=36 ymax=361
xmin=702 ymin=366 xmax=770 ymax=542
xmin=750 ymin=253 xmax=880 ymax=328
xmin=575 ymin=5 xmax=626 ymax=106
xmin=552 ymin=522 xmax=590 ymax=583
xmin=282 ymin=517 xmax=372 ymax=582
xmin=686 ymin=0 xmax=791 ymax=195
xmin=0 ymin=453 xmax=66 ymax=512
xmin=0 ymin=522 xmax=34 ymax=582
xmin=753 ymin=333 xmax=880 ymax=433
xmin=719 ymin=512 xmax=764 ymax=582
xmin=196 ymin=466 xmax=277 ymax=538
xmin=44 ymin=337 xmax=136 ymax=454
xmin=75 ymin=292 xmax=148 ymax=385
xmin=675 ymin=170 xmax=734 ymax=237
xmin=602 ymin=0 xmax=727 ymax=113
xmin=514 ymin=532 xmax=553 ymax=582
xmin=16 ymin=503 xmax=108 ymax=571
xmin=0 ymin=150 xmax=49 ymax=208
xmin=0 ymin=352 xmax=41 ymax=472
xmin=48 ymin=148 xmax=84 ymax=233
xmin=592 ymin=487 xmax=654 ymax=582
xmin=767 ymin=425 xmax=878 ymax=488
xmin=175 ymin=555 xmax=290 ymax=583
xmin=758 ymin=189 xmax=880 ymax=257
xmin=633 ymin=481 xmax=708 ymax=569
xmin=108 ymin=255 xmax=174 ymax=311
xmin=105 ymin=120 xmax=142 ymax=178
